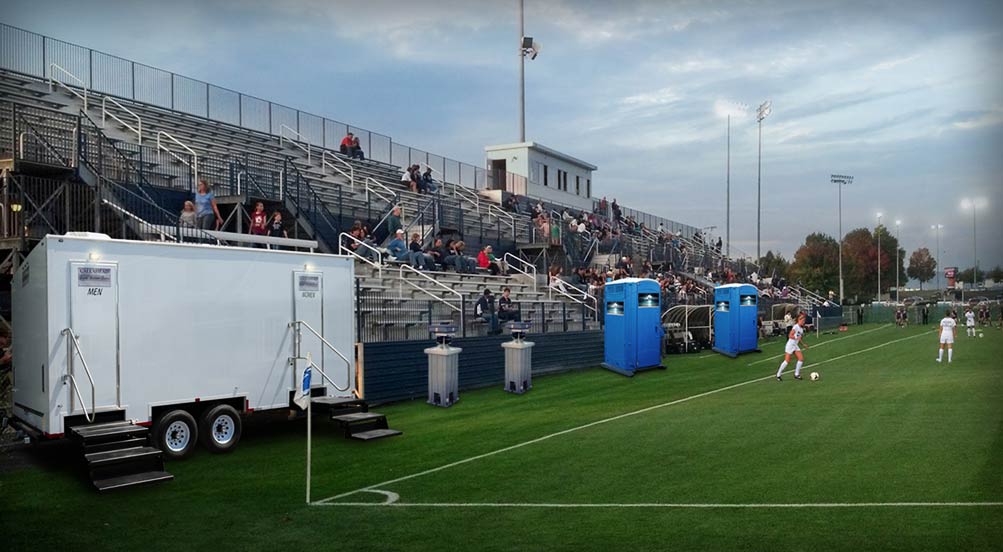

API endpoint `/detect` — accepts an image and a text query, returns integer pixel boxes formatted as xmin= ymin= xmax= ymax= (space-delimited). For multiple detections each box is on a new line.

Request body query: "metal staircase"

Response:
xmin=69 ymin=421 xmax=174 ymax=491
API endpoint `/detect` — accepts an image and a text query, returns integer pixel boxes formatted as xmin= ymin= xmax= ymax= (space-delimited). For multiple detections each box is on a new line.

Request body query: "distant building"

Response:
xmin=485 ymin=142 xmax=596 ymax=211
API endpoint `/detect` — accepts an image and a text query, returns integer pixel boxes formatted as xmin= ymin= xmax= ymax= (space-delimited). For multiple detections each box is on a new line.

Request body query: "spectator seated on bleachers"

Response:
xmin=387 ymin=229 xmax=409 ymax=263
xmin=474 ymin=289 xmax=502 ymax=335
xmin=386 ymin=206 xmax=402 ymax=237
xmin=426 ymin=238 xmax=449 ymax=271
xmin=498 ymin=287 xmax=522 ymax=322
xmin=350 ymin=135 xmax=365 ymax=160
xmin=477 ymin=245 xmax=507 ymax=276
xmin=339 ymin=132 xmax=359 ymax=158
xmin=408 ymin=232 xmax=434 ymax=270
xmin=448 ymin=240 xmax=477 ymax=273
xmin=421 ymin=167 xmax=438 ymax=194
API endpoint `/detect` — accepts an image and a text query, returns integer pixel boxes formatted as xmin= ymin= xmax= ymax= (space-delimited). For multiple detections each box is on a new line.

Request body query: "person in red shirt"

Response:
xmin=340 ymin=132 xmax=354 ymax=156
xmin=249 ymin=202 xmax=268 ymax=248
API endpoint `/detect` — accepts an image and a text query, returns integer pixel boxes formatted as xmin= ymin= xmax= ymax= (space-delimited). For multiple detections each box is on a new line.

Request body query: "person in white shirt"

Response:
xmin=964 ymin=308 xmax=976 ymax=337
xmin=937 ymin=312 xmax=957 ymax=363
xmin=776 ymin=313 xmax=808 ymax=381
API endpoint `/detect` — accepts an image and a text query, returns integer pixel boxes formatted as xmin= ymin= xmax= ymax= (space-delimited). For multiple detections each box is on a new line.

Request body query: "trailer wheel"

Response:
xmin=200 ymin=404 xmax=242 ymax=453
xmin=155 ymin=410 xmax=199 ymax=460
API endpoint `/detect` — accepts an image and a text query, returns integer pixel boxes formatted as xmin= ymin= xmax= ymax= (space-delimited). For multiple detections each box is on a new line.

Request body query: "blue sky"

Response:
xmin=4 ymin=0 xmax=1002 ymax=280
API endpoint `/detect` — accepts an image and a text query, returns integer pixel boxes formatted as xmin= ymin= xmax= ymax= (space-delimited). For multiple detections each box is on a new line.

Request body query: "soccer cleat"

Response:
xmin=794 ymin=375 xmax=803 ymax=380
xmin=776 ymin=376 xmax=782 ymax=381
xmin=935 ymin=358 xmax=941 ymax=363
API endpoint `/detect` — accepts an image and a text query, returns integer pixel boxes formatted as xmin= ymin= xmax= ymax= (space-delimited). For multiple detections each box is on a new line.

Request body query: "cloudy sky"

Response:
xmin=4 ymin=0 xmax=1002 ymax=279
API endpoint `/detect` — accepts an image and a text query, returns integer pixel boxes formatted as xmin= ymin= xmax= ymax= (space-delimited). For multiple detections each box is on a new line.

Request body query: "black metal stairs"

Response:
xmin=310 ymin=397 xmax=402 ymax=441
xmin=69 ymin=421 xmax=174 ymax=491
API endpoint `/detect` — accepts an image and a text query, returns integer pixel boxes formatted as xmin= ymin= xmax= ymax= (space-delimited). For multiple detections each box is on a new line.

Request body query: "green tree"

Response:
xmin=840 ymin=225 xmax=904 ymax=299
xmin=787 ymin=233 xmax=839 ymax=294
xmin=906 ymin=247 xmax=936 ymax=289
xmin=757 ymin=250 xmax=790 ymax=280
xmin=954 ymin=266 xmax=985 ymax=285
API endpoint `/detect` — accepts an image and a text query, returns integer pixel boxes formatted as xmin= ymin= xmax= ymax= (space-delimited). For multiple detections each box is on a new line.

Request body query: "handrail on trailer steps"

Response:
xmin=48 ymin=63 xmax=88 ymax=110
xmin=101 ymin=95 xmax=142 ymax=145
xmin=62 ymin=328 xmax=96 ymax=423
xmin=155 ymin=130 xmax=199 ymax=192
xmin=289 ymin=320 xmax=353 ymax=393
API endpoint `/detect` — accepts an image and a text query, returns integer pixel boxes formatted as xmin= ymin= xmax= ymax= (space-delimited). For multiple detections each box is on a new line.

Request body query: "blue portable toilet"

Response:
xmin=602 ymin=278 xmax=665 ymax=376
xmin=712 ymin=283 xmax=761 ymax=358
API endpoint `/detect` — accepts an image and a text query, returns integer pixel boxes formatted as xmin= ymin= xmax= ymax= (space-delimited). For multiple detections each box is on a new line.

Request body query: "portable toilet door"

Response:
xmin=67 ymin=262 xmax=122 ymax=412
xmin=738 ymin=285 xmax=759 ymax=352
xmin=634 ymin=282 xmax=663 ymax=369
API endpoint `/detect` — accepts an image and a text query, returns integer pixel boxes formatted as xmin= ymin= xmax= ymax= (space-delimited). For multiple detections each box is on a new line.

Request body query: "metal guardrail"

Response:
xmin=548 ymin=281 xmax=598 ymax=318
xmin=48 ymin=63 xmax=87 ymax=110
xmin=322 ymin=149 xmax=354 ymax=189
xmin=364 ymin=176 xmax=397 ymax=205
xmin=155 ymin=130 xmax=198 ymax=191
xmin=280 ymin=124 xmax=312 ymax=164
xmin=397 ymin=264 xmax=465 ymax=328
xmin=338 ymin=232 xmax=384 ymax=277
xmin=504 ymin=252 xmax=537 ymax=292
xmin=62 ymin=328 xmax=96 ymax=423
xmin=101 ymin=95 xmax=141 ymax=144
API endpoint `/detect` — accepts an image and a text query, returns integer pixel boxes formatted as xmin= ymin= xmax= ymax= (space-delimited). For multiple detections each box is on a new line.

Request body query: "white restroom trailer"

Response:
xmin=12 ymin=233 xmax=359 ymax=459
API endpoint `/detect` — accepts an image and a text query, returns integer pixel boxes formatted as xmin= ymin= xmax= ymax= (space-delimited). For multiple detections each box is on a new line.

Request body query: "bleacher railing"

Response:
xmin=0 ymin=23 xmax=493 ymax=189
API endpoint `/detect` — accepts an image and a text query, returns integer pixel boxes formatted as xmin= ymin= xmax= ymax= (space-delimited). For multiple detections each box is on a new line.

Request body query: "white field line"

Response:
xmin=317 ymin=501 xmax=1003 ymax=509
xmin=746 ymin=324 xmax=892 ymax=366
xmin=314 ymin=331 xmax=926 ymax=506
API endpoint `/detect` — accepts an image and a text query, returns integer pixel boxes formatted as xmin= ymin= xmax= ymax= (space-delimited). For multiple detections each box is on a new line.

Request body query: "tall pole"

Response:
xmin=518 ymin=0 xmax=525 ymax=142
xmin=838 ymin=183 xmax=842 ymax=302
xmin=755 ymin=101 xmax=770 ymax=264
xmin=933 ymin=225 xmax=941 ymax=292
xmin=876 ymin=213 xmax=883 ymax=301
xmin=895 ymin=220 xmax=901 ymax=303
xmin=972 ymin=205 xmax=977 ymax=288
xmin=756 ymin=117 xmax=762 ymax=263
xmin=726 ymin=114 xmax=731 ymax=259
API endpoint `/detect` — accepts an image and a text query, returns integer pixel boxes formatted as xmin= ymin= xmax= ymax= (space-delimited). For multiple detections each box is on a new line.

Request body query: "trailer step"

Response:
xmin=70 ymin=421 xmax=148 ymax=441
xmin=350 ymin=428 xmax=403 ymax=441
xmin=93 ymin=470 xmax=174 ymax=492
xmin=84 ymin=436 xmax=149 ymax=454
xmin=330 ymin=412 xmax=385 ymax=424
xmin=311 ymin=397 xmax=366 ymax=408
xmin=85 ymin=446 xmax=162 ymax=467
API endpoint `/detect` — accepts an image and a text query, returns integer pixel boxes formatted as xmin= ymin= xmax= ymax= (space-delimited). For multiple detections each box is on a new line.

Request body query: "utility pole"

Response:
xmin=755 ymin=101 xmax=771 ymax=264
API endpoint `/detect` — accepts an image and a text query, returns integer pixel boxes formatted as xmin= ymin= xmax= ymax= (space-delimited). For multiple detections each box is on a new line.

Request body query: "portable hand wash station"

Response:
xmin=426 ymin=323 xmax=460 ymax=407
xmin=711 ymin=283 xmax=761 ymax=357
xmin=602 ymin=278 xmax=665 ymax=376
xmin=502 ymin=322 xmax=533 ymax=394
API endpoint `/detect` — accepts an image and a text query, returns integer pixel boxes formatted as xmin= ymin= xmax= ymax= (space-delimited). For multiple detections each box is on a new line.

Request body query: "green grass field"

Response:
xmin=2 ymin=323 xmax=1001 ymax=551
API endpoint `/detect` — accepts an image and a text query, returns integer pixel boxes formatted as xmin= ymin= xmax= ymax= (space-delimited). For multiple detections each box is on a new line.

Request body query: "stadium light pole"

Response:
xmin=931 ymin=224 xmax=943 ymax=292
xmin=717 ymin=102 xmax=748 ymax=260
xmin=518 ymin=0 xmax=525 ymax=141
xmin=756 ymin=100 xmax=772 ymax=265
xmin=517 ymin=0 xmax=540 ymax=142
xmin=895 ymin=220 xmax=901 ymax=303
xmin=876 ymin=213 xmax=883 ymax=301
xmin=961 ymin=198 xmax=987 ymax=289
xmin=831 ymin=174 xmax=853 ymax=304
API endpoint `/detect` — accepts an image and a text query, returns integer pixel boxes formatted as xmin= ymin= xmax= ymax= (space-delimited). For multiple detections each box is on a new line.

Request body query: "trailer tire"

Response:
xmin=199 ymin=404 xmax=242 ymax=453
xmin=155 ymin=410 xmax=199 ymax=460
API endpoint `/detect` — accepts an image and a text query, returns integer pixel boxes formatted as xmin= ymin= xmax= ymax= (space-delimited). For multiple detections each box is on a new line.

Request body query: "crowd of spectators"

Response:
xmin=400 ymin=165 xmax=438 ymax=194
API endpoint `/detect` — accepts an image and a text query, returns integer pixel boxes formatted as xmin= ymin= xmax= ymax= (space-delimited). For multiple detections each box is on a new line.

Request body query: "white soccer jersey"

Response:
xmin=940 ymin=317 xmax=956 ymax=343
xmin=785 ymin=323 xmax=804 ymax=354
xmin=965 ymin=312 xmax=976 ymax=327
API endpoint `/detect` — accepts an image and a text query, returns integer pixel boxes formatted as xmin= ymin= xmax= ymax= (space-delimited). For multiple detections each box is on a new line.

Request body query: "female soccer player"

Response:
xmin=776 ymin=312 xmax=808 ymax=381
xmin=937 ymin=311 xmax=957 ymax=363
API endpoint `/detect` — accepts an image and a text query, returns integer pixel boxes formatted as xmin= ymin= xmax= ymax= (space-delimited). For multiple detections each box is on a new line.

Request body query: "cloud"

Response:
xmin=950 ymin=107 xmax=1003 ymax=130
xmin=869 ymin=54 xmax=920 ymax=72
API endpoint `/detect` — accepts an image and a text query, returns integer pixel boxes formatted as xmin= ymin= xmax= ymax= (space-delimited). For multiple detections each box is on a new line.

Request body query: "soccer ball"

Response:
xmin=809 ymin=372 xmax=820 ymax=381
xmin=978 ymin=333 xmax=983 ymax=338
